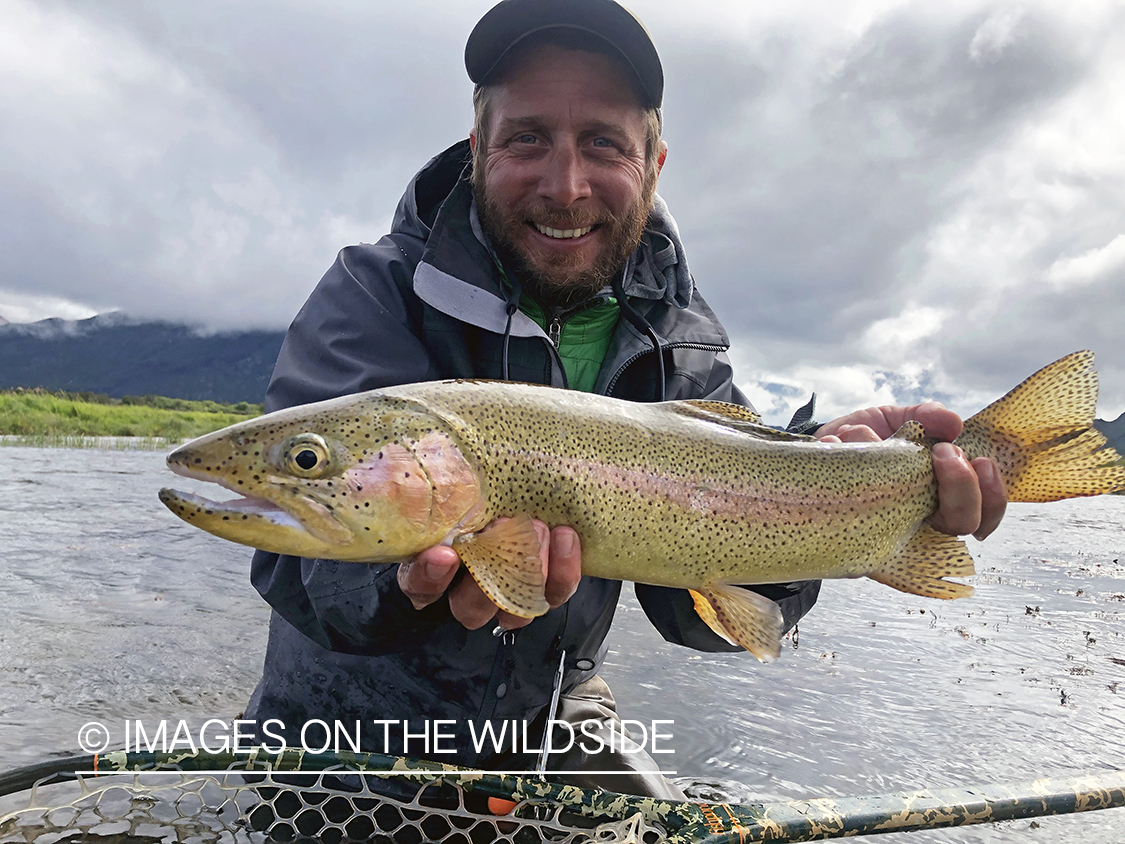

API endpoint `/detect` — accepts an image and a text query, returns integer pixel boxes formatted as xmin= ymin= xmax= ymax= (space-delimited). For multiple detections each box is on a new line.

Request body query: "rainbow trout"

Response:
xmin=160 ymin=351 xmax=1125 ymax=661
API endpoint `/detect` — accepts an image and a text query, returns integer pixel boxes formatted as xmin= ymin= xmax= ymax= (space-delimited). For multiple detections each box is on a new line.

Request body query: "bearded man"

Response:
xmin=244 ymin=0 xmax=1006 ymax=800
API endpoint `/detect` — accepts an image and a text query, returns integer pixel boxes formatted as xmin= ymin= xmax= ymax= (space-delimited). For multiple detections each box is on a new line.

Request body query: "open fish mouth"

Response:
xmin=157 ymin=488 xmax=307 ymax=532
xmin=159 ymin=452 xmax=354 ymax=547
xmin=160 ymin=455 xmax=310 ymax=531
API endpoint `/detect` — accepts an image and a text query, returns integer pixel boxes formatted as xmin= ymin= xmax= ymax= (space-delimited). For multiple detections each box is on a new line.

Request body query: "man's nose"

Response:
xmin=538 ymin=143 xmax=592 ymax=207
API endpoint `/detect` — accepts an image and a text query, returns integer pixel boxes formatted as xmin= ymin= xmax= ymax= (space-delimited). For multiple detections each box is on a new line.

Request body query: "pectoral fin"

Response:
xmin=868 ymin=524 xmax=975 ymax=599
xmin=698 ymin=585 xmax=784 ymax=663
xmin=452 ymin=515 xmax=550 ymax=618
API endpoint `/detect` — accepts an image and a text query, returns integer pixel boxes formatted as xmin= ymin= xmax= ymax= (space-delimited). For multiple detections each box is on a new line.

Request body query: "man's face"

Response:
xmin=471 ymin=45 xmax=663 ymax=308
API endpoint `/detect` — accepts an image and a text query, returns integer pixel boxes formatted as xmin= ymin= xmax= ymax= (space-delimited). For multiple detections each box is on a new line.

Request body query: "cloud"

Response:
xmin=1045 ymin=234 xmax=1125 ymax=290
xmin=1 ymin=0 xmax=1123 ymax=421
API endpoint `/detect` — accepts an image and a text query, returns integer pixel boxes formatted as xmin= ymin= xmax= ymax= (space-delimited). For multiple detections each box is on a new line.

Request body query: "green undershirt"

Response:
xmin=495 ymin=261 xmax=621 ymax=393
xmin=518 ymin=295 xmax=620 ymax=393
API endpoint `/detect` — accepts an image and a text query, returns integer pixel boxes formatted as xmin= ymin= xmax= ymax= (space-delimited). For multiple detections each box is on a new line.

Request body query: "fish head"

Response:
xmin=159 ymin=392 xmax=485 ymax=562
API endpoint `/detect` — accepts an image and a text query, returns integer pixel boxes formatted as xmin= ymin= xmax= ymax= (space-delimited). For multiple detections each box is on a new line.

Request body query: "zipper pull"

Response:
xmin=547 ymin=315 xmax=561 ymax=348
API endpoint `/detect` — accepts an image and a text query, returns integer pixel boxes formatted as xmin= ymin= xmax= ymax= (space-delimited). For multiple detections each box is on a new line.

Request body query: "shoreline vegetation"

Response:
xmin=0 ymin=387 xmax=261 ymax=449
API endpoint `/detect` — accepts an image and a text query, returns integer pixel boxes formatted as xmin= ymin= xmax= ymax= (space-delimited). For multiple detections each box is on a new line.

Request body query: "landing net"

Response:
xmin=0 ymin=750 xmax=679 ymax=844
xmin=2 ymin=750 xmax=1124 ymax=843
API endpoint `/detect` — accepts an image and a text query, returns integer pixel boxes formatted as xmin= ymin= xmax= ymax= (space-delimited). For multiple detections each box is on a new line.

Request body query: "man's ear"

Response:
xmin=469 ymin=130 xmax=477 ymax=153
xmin=657 ymin=141 xmax=668 ymax=173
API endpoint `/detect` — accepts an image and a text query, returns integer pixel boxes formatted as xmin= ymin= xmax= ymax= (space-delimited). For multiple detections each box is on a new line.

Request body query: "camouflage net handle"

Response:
xmin=1 ymin=749 xmax=1124 ymax=842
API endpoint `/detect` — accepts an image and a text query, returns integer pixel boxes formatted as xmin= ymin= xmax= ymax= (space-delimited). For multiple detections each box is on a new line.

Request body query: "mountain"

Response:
xmin=0 ymin=313 xmax=284 ymax=403
xmin=1094 ymin=412 xmax=1125 ymax=457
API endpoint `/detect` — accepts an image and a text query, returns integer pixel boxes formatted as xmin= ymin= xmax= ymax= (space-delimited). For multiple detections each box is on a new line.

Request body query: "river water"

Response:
xmin=1 ymin=445 xmax=1123 ymax=841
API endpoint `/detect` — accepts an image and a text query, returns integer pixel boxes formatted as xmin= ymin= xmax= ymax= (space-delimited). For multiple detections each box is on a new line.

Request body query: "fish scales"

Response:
xmin=160 ymin=351 xmax=1125 ymax=661
xmin=412 ymin=382 xmax=938 ymax=588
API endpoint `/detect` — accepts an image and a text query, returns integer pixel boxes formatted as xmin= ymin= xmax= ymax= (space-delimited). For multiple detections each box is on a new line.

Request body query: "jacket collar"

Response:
xmin=399 ymin=140 xmax=725 ymax=348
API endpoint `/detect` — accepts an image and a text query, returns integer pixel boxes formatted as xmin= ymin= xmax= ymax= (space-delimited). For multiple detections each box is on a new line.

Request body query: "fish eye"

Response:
xmin=284 ymin=434 xmax=332 ymax=478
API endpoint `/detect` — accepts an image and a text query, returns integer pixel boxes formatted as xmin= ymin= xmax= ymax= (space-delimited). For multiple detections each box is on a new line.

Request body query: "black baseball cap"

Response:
xmin=465 ymin=0 xmax=664 ymax=109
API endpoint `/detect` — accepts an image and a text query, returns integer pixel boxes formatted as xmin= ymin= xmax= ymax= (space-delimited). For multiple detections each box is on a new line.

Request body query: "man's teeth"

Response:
xmin=534 ymin=223 xmax=593 ymax=239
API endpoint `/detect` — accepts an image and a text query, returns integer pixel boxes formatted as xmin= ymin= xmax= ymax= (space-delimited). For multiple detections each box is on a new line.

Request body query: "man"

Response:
xmin=244 ymin=0 xmax=1006 ymax=800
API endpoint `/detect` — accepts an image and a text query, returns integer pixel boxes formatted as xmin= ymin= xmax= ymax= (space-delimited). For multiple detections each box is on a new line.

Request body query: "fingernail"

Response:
xmin=933 ymin=442 xmax=955 ymax=459
xmin=424 ymin=558 xmax=454 ymax=579
xmin=976 ymin=460 xmax=995 ymax=484
xmin=552 ymin=529 xmax=576 ymax=558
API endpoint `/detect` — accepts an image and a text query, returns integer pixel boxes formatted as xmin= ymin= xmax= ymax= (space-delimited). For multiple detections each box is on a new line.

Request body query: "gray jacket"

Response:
xmin=244 ymin=141 xmax=819 ymax=763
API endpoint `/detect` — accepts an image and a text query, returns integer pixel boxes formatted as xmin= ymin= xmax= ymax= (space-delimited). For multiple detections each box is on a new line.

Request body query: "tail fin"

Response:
xmin=955 ymin=351 xmax=1125 ymax=502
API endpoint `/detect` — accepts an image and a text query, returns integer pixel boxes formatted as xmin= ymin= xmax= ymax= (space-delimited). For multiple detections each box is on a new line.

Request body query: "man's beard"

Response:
xmin=473 ymin=170 xmax=656 ymax=310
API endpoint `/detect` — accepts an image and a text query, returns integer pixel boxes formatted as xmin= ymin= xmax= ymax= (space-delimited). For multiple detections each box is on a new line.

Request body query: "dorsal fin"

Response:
xmin=669 ymin=400 xmax=817 ymax=442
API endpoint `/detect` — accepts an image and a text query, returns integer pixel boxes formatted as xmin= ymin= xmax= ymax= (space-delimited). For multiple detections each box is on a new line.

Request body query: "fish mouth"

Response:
xmin=158 ymin=487 xmax=307 ymax=531
xmin=161 ymin=458 xmax=353 ymax=546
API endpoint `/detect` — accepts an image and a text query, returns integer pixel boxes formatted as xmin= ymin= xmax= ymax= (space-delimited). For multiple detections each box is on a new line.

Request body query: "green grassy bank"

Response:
xmin=0 ymin=388 xmax=261 ymax=447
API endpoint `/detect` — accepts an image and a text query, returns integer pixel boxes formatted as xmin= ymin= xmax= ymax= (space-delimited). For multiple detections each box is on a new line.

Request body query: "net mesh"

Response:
xmin=0 ymin=765 xmax=667 ymax=844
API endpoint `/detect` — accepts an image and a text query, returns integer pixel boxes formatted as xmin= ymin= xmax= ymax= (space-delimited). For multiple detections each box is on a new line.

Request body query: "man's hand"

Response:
xmin=397 ymin=521 xmax=582 ymax=630
xmin=816 ymin=401 xmax=1007 ymax=540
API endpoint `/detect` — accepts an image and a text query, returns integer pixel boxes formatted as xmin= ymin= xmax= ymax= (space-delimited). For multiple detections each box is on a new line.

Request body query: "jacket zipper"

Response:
xmin=604 ymin=341 xmax=728 ymax=397
xmin=547 ymin=315 xmax=562 ymax=348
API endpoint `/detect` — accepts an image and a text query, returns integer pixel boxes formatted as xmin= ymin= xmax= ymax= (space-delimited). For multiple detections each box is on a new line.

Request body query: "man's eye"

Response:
xmin=514 ymin=134 xmax=538 ymax=144
xmin=592 ymin=137 xmax=614 ymax=148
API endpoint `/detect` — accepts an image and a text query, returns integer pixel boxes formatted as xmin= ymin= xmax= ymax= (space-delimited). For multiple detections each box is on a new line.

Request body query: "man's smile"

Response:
xmin=531 ymin=222 xmax=598 ymax=240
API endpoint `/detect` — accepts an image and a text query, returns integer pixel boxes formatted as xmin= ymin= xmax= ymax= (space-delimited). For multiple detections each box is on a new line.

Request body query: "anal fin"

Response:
xmin=868 ymin=524 xmax=976 ymax=599
xmin=698 ymin=585 xmax=784 ymax=663
xmin=452 ymin=514 xmax=549 ymax=618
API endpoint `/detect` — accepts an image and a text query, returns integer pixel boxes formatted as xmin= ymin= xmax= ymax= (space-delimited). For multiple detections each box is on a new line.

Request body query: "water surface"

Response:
xmin=1 ymin=445 xmax=1122 ymax=841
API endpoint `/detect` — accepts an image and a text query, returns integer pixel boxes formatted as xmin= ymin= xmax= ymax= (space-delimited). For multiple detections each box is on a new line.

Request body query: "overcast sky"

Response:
xmin=2 ymin=0 xmax=1123 ymax=424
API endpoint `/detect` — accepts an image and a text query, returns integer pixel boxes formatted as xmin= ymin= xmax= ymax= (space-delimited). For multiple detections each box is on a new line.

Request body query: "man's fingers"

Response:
xmin=546 ymin=526 xmax=581 ymax=607
xmin=398 ymin=546 xmax=460 ymax=609
xmin=929 ymin=442 xmax=982 ymax=537
xmin=972 ymin=457 xmax=1008 ymax=540
xmin=824 ymin=424 xmax=881 ymax=444
xmin=911 ymin=402 xmax=962 ymax=442
xmin=449 ymin=576 xmax=502 ymax=629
